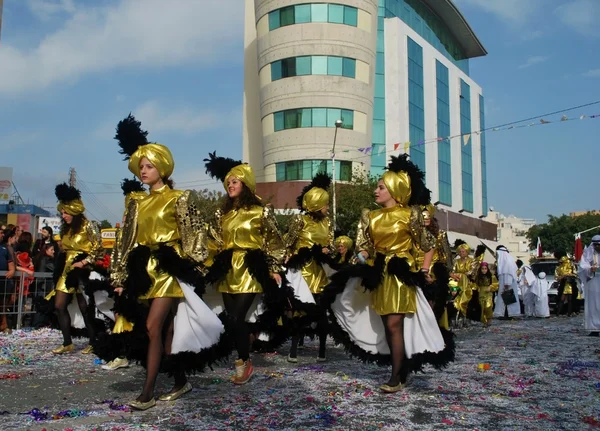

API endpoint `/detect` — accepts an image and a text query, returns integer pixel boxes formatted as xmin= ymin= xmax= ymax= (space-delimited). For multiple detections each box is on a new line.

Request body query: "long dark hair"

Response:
xmin=426 ymin=216 xmax=440 ymax=237
xmin=307 ymin=211 xmax=326 ymax=221
xmin=476 ymin=265 xmax=492 ymax=286
xmin=222 ymin=183 xmax=263 ymax=213
xmin=60 ymin=214 xmax=86 ymax=237
xmin=1 ymin=228 xmax=16 ymax=245
xmin=163 ymin=177 xmax=174 ymax=189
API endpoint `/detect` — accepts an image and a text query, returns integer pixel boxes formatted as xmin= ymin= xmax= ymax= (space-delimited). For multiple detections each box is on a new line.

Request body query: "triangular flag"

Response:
xmin=462 ymin=133 xmax=471 ymax=146
xmin=540 ymin=119 xmax=550 ymax=124
xmin=365 ymin=147 xmax=372 ymax=154
xmin=437 ymin=137 xmax=444 ymax=141
xmin=561 ymin=115 xmax=568 ymax=121
xmin=357 ymin=147 xmax=365 ymax=153
xmin=528 ymin=122 xmax=535 ymax=126
xmin=404 ymin=142 xmax=410 ymax=152
xmin=393 ymin=143 xmax=400 ymax=151
xmin=580 ymin=115 xmax=586 ymax=119
xmin=342 ymin=149 xmax=350 ymax=153
xmin=493 ymin=128 xmax=499 ymax=131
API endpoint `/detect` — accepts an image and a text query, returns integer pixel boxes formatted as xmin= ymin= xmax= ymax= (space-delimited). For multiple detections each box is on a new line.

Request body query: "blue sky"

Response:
xmin=0 ymin=0 xmax=598 ymax=225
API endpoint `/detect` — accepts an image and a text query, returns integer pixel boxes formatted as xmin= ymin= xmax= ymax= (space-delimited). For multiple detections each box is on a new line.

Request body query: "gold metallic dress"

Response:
xmin=212 ymin=205 xmax=285 ymax=294
xmin=285 ymin=214 xmax=333 ymax=294
xmin=555 ymin=262 xmax=577 ymax=295
xmin=475 ymin=275 xmax=499 ymax=325
xmin=46 ymin=220 xmax=103 ymax=299
xmin=111 ymin=185 xmax=209 ymax=300
xmin=357 ymin=206 xmax=435 ymax=315
xmin=452 ymin=257 xmax=476 ymax=316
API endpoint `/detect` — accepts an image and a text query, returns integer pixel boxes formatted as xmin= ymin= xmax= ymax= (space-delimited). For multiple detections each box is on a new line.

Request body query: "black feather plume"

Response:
xmin=121 ymin=178 xmax=145 ymax=196
xmin=296 ymin=172 xmax=331 ymax=211
xmin=453 ymin=239 xmax=467 ymax=249
xmin=474 ymin=244 xmax=486 ymax=259
xmin=55 ymin=183 xmax=81 ymax=203
xmin=386 ymin=154 xmax=431 ymax=206
xmin=204 ymin=151 xmax=243 ymax=182
xmin=114 ymin=113 xmax=149 ymax=160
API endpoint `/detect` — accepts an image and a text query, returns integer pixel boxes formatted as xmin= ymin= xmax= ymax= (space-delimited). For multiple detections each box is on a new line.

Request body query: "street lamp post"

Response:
xmin=331 ymin=119 xmax=343 ymax=229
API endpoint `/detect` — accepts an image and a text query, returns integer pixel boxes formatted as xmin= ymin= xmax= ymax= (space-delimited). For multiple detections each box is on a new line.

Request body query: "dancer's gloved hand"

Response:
xmin=271 ymin=272 xmax=282 ymax=287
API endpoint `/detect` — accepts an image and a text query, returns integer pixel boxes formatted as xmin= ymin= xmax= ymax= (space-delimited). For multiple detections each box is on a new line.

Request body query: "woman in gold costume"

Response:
xmin=285 ymin=173 xmax=333 ymax=362
xmin=204 ymin=152 xmax=288 ymax=385
xmin=105 ymin=115 xmax=227 ymax=410
xmin=334 ymin=236 xmax=353 ymax=266
xmin=450 ymin=241 xmax=485 ymax=326
xmin=473 ymin=262 xmax=498 ymax=326
xmin=555 ymin=255 xmax=579 ymax=316
xmin=327 ymin=155 xmax=453 ymax=393
xmin=48 ymin=183 xmax=103 ymax=355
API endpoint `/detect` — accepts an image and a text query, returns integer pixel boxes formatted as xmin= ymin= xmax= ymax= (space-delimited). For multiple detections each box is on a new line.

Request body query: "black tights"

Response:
xmin=223 ymin=293 xmax=256 ymax=362
xmin=382 ymin=314 xmax=408 ymax=386
xmin=290 ymin=294 xmax=328 ymax=358
xmin=54 ymin=291 xmax=95 ymax=346
xmin=138 ymin=297 xmax=181 ymax=402
xmin=558 ymin=294 xmax=573 ymax=316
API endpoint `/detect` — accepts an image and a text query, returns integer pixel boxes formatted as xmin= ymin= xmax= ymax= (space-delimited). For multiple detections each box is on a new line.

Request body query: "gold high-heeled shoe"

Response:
xmin=52 ymin=344 xmax=74 ymax=354
xmin=379 ymin=383 xmax=404 ymax=393
xmin=128 ymin=398 xmax=156 ymax=410
xmin=158 ymin=382 xmax=192 ymax=401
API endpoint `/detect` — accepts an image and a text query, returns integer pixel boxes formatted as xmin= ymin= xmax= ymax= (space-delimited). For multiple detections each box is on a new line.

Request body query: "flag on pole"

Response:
xmin=574 ymin=234 xmax=583 ymax=262
xmin=393 ymin=143 xmax=400 ymax=151
xmin=404 ymin=142 xmax=410 ymax=153
xmin=536 ymin=237 xmax=542 ymax=258
xmin=462 ymin=133 xmax=471 ymax=146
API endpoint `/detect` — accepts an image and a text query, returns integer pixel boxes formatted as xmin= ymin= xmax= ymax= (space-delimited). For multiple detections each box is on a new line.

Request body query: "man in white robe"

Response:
xmin=520 ymin=264 xmax=537 ymax=317
xmin=579 ymin=235 xmax=600 ymax=336
xmin=493 ymin=246 xmax=522 ymax=318
xmin=531 ymin=272 xmax=550 ymax=318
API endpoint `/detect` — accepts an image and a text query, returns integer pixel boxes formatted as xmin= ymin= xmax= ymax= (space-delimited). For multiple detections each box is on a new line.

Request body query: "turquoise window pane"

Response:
xmin=296 ymin=56 xmax=311 ymax=75
xmin=271 ymin=61 xmax=282 ymax=81
xmin=374 ymin=74 xmax=385 ymax=97
xmin=328 ymin=4 xmax=344 ymax=23
xmin=340 ymin=161 xmax=352 ymax=181
xmin=280 ymin=6 xmax=294 ymax=26
xmin=311 ymin=4 xmax=328 ymax=22
xmin=341 ymin=109 xmax=353 ymax=129
xmin=300 ymin=108 xmax=312 ymax=127
xmin=342 ymin=58 xmax=355 ymax=78
xmin=276 ymin=163 xmax=285 ymax=182
xmin=313 ymin=160 xmax=327 ymax=175
xmin=312 ymin=108 xmax=327 ymax=127
xmin=312 ymin=56 xmax=328 ymax=75
xmin=327 ymin=108 xmax=342 ymax=127
xmin=268 ymin=11 xmax=280 ymax=30
xmin=284 ymin=109 xmax=298 ymax=129
xmin=328 ymin=56 xmax=343 ymax=75
xmin=281 ymin=57 xmax=295 ymax=78
xmin=300 ymin=160 xmax=312 ymax=179
xmin=344 ymin=6 xmax=358 ymax=26
xmin=295 ymin=5 xmax=311 ymax=23
xmin=286 ymin=161 xmax=299 ymax=180
xmin=373 ymin=120 xmax=385 ymax=144
xmin=274 ymin=111 xmax=284 ymax=131
xmin=376 ymin=52 xmax=384 ymax=72
xmin=373 ymin=99 xmax=385 ymax=120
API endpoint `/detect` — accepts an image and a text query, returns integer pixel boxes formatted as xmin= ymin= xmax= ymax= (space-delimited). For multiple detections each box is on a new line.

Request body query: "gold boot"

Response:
xmin=52 ymin=344 xmax=74 ymax=354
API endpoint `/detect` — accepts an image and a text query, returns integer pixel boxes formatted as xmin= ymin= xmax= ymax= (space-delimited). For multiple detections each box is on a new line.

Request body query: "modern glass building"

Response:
xmin=243 ymin=0 xmax=491 ymax=224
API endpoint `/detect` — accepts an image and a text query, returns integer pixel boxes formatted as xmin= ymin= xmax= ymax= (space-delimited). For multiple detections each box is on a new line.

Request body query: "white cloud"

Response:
xmin=0 ymin=0 xmax=244 ymax=96
xmin=518 ymin=56 xmax=549 ymax=69
xmin=582 ymin=69 xmax=600 ymax=77
xmin=455 ymin=0 xmax=542 ymax=26
xmin=555 ymin=0 xmax=600 ymax=37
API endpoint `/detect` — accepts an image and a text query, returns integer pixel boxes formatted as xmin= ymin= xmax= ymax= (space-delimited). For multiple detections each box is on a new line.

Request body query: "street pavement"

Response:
xmin=1 ymin=315 xmax=599 ymax=430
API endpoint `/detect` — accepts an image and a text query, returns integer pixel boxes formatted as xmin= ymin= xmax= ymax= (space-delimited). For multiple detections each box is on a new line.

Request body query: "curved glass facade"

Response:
xmin=271 ymin=56 xmax=356 ymax=81
xmin=268 ymin=4 xmax=358 ymax=31
xmin=276 ymin=159 xmax=353 ymax=181
xmin=273 ymin=108 xmax=354 ymax=131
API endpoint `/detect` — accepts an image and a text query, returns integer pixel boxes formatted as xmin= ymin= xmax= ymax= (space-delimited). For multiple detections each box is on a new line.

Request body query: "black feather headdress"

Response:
xmin=204 ymin=151 xmax=243 ymax=182
xmin=121 ymin=178 xmax=145 ymax=196
xmin=55 ymin=183 xmax=81 ymax=203
xmin=114 ymin=113 xmax=149 ymax=160
xmin=386 ymin=154 xmax=431 ymax=206
xmin=453 ymin=239 xmax=467 ymax=249
xmin=296 ymin=172 xmax=331 ymax=211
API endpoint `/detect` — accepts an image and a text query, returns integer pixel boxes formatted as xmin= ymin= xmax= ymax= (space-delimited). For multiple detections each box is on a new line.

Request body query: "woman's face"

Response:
xmin=139 ymin=157 xmax=161 ymax=186
xmin=61 ymin=210 xmax=73 ymax=225
xmin=481 ymin=265 xmax=489 ymax=274
xmin=374 ymin=180 xmax=394 ymax=207
xmin=337 ymin=243 xmax=347 ymax=255
xmin=458 ymin=248 xmax=468 ymax=258
xmin=226 ymin=176 xmax=243 ymax=199
xmin=320 ymin=204 xmax=329 ymax=215
xmin=45 ymin=246 xmax=55 ymax=257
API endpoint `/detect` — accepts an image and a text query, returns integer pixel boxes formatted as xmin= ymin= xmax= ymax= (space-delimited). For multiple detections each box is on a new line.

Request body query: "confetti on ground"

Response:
xmin=0 ymin=316 xmax=598 ymax=430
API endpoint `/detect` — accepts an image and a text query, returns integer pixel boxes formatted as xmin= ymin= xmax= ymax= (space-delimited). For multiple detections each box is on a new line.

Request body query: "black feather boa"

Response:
xmin=286 ymin=244 xmax=335 ymax=271
xmin=429 ymin=262 xmax=451 ymax=321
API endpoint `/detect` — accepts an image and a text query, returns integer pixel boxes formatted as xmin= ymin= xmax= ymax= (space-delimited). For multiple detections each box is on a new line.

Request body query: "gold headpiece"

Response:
xmin=302 ymin=188 xmax=329 ymax=212
xmin=335 ymin=236 xmax=353 ymax=250
xmin=128 ymin=143 xmax=174 ymax=180
xmin=225 ymin=164 xmax=257 ymax=194
xmin=381 ymin=171 xmax=411 ymax=206
xmin=55 ymin=183 xmax=85 ymax=216
xmin=457 ymin=243 xmax=471 ymax=253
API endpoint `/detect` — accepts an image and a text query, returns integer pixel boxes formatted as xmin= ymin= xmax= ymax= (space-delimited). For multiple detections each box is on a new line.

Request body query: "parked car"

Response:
xmin=530 ymin=257 xmax=582 ymax=311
